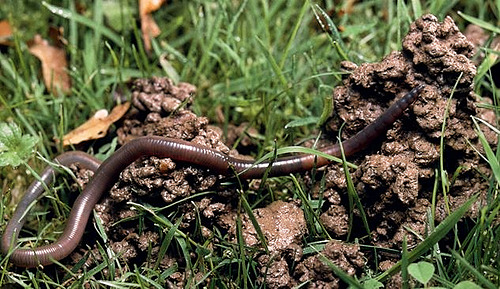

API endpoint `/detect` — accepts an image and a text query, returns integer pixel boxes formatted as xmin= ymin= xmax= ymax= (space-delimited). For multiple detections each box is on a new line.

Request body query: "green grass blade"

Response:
xmin=401 ymin=236 xmax=409 ymax=289
xmin=318 ymin=254 xmax=363 ymax=289
xmin=290 ymin=174 xmax=331 ymax=238
xmin=471 ymin=117 xmax=500 ymax=184
xmin=239 ymin=190 xmax=269 ymax=253
xmin=256 ymin=146 xmax=357 ymax=170
xmin=317 ymin=90 xmax=333 ymax=127
xmin=451 ymin=251 xmax=497 ymax=289
xmin=458 ymin=11 xmax=500 ymax=34
xmin=255 ymin=36 xmax=289 ymax=92
xmin=154 ymin=217 xmax=183 ymax=270
xmin=475 ymin=49 xmax=500 ymax=89
xmin=411 ymin=0 xmax=423 ymax=17
xmin=42 ymin=1 xmax=124 ymax=47
xmin=338 ymin=136 xmax=371 ymax=240
xmin=278 ymin=1 xmax=309 ymax=69
xmin=236 ymin=195 xmax=248 ymax=289
xmin=285 ymin=116 xmax=318 ymax=129
xmin=310 ymin=4 xmax=348 ymax=61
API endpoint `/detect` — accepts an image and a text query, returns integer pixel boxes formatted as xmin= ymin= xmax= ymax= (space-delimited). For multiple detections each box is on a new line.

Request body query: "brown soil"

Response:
xmin=65 ymin=14 xmax=493 ymax=287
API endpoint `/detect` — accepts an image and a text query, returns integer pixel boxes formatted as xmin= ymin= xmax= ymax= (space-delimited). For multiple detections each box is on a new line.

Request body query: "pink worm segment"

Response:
xmin=1 ymin=86 xmax=424 ymax=267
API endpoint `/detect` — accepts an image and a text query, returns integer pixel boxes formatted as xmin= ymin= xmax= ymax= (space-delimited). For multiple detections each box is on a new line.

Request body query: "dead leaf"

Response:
xmin=61 ymin=102 xmax=130 ymax=146
xmin=48 ymin=26 xmax=68 ymax=47
xmin=139 ymin=0 xmax=166 ymax=53
xmin=0 ymin=20 xmax=13 ymax=46
xmin=28 ymin=34 xmax=71 ymax=95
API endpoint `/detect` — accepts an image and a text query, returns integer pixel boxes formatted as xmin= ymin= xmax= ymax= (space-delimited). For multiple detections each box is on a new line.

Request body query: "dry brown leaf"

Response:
xmin=48 ymin=26 xmax=68 ymax=47
xmin=28 ymin=34 xmax=71 ymax=95
xmin=62 ymin=102 xmax=130 ymax=146
xmin=140 ymin=0 xmax=165 ymax=14
xmin=0 ymin=20 xmax=13 ymax=46
xmin=139 ymin=0 xmax=166 ymax=53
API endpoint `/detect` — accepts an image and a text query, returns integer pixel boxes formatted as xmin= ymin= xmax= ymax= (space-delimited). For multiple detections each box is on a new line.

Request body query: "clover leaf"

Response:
xmin=0 ymin=122 xmax=38 ymax=167
xmin=408 ymin=261 xmax=435 ymax=285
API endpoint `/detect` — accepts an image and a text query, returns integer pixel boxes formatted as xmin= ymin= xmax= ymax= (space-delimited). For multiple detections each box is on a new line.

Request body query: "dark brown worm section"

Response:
xmin=1 ymin=85 xmax=424 ymax=268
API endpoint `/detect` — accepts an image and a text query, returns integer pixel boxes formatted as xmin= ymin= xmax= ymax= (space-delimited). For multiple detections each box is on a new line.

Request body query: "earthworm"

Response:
xmin=1 ymin=85 xmax=424 ymax=268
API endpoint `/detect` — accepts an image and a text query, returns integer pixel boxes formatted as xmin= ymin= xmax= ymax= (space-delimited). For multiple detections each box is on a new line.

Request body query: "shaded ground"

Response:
xmin=30 ymin=14 xmax=494 ymax=287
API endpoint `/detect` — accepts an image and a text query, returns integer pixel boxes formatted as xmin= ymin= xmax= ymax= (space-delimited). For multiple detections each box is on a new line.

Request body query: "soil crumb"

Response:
xmin=222 ymin=200 xmax=307 ymax=253
xmin=221 ymin=200 xmax=308 ymax=288
xmin=294 ymin=240 xmax=365 ymax=288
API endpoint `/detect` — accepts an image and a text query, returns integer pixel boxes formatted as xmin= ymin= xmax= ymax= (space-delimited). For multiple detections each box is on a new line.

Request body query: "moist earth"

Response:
xmin=59 ymin=14 xmax=492 ymax=287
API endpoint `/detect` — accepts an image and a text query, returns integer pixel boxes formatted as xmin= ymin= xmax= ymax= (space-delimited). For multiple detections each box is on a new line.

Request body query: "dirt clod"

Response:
xmin=294 ymin=240 xmax=365 ymax=289
xmin=320 ymin=14 xmax=492 ymax=256
xmin=238 ymin=200 xmax=307 ymax=252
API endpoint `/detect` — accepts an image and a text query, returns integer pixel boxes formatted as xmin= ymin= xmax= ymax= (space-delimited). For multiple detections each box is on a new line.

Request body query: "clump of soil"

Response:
xmin=319 ymin=14 xmax=494 ymax=287
xmin=221 ymin=200 xmax=307 ymax=252
xmin=64 ymin=14 xmax=492 ymax=288
xmin=294 ymin=240 xmax=365 ymax=287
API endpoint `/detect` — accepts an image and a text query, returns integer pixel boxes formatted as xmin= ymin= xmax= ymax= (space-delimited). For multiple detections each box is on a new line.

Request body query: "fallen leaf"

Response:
xmin=139 ymin=0 xmax=166 ymax=53
xmin=61 ymin=102 xmax=130 ymax=146
xmin=28 ymin=34 xmax=71 ymax=95
xmin=0 ymin=20 xmax=13 ymax=46
xmin=48 ymin=26 xmax=68 ymax=47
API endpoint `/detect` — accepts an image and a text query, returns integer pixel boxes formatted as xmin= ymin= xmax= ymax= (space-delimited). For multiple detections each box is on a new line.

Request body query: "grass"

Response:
xmin=0 ymin=0 xmax=499 ymax=287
